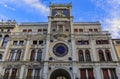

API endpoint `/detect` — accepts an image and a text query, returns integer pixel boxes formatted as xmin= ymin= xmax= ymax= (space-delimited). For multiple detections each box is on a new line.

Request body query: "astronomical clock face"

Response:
xmin=53 ymin=43 xmax=68 ymax=57
xmin=52 ymin=9 xmax=70 ymax=16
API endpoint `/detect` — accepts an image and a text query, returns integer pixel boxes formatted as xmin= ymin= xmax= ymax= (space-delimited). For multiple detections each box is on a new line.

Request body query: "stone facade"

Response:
xmin=0 ymin=3 xmax=120 ymax=79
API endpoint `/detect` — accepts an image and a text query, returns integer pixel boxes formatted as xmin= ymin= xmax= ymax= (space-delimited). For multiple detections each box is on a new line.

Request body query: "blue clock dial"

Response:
xmin=53 ymin=43 xmax=68 ymax=57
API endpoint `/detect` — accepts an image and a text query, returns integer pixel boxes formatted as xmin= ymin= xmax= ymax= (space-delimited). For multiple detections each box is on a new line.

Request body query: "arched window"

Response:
xmin=37 ymin=49 xmax=42 ymax=61
xmin=2 ymin=35 xmax=9 ymax=47
xmin=79 ymin=50 xmax=84 ymax=61
xmin=0 ymin=54 xmax=2 ymax=60
xmin=30 ymin=49 xmax=36 ymax=61
xmin=98 ymin=50 xmax=105 ymax=61
xmin=9 ymin=50 xmax=15 ymax=61
xmin=85 ymin=50 xmax=91 ymax=61
xmin=105 ymin=49 xmax=112 ymax=61
xmin=0 ymin=35 xmax=2 ymax=42
xmin=15 ymin=49 xmax=22 ymax=61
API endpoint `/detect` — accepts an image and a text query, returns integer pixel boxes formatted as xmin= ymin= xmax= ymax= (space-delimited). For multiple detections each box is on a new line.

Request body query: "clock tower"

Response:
xmin=47 ymin=3 xmax=74 ymax=60
xmin=43 ymin=3 xmax=76 ymax=79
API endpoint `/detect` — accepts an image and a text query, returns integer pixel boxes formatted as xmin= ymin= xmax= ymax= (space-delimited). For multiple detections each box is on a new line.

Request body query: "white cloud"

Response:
xmin=3 ymin=4 xmax=16 ymax=11
xmin=1 ymin=0 xmax=49 ymax=16
xmin=0 ymin=1 xmax=16 ymax=11
xmin=23 ymin=0 xmax=49 ymax=14
xmin=91 ymin=0 xmax=120 ymax=38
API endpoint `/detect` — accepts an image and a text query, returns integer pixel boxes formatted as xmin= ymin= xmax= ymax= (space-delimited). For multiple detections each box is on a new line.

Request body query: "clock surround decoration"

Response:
xmin=53 ymin=43 xmax=68 ymax=57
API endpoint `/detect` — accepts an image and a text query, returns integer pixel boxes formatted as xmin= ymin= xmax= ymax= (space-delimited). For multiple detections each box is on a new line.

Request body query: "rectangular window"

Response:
xmin=33 ymin=40 xmax=37 ymax=45
xmin=53 ymin=29 xmax=56 ymax=32
xmin=11 ymin=68 xmax=17 ymax=79
xmin=84 ymin=41 xmax=89 ymax=45
xmin=102 ymin=40 xmax=109 ymax=44
xmin=77 ymin=40 xmax=89 ymax=45
xmin=13 ymin=41 xmax=18 ymax=45
xmin=80 ymin=68 xmax=94 ymax=79
xmin=74 ymin=29 xmax=78 ymax=32
xmin=30 ymin=50 xmax=36 ymax=61
xmin=96 ymin=40 xmax=109 ymax=44
xmin=89 ymin=29 xmax=93 ymax=32
xmin=66 ymin=29 xmax=69 ymax=32
xmin=79 ymin=29 xmax=83 ymax=32
xmin=3 ymin=68 xmax=10 ymax=79
xmin=110 ymin=69 xmax=118 ymax=79
xmin=77 ymin=41 xmax=82 ymax=45
xmin=43 ymin=29 xmax=47 ymax=34
xmin=0 ymin=35 xmax=2 ymax=42
xmin=23 ymin=29 xmax=27 ymax=32
xmin=19 ymin=40 xmax=24 ymax=46
xmin=80 ymin=69 xmax=86 ymax=79
xmin=116 ymin=41 xmax=120 ymax=44
xmin=102 ymin=68 xmax=118 ymax=79
xmin=28 ymin=29 xmax=32 ymax=32
xmin=26 ymin=69 xmax=33 ymax=79
xmin=34 ymin=69 xmax=40 ymax=79
xmin=94 ymin=29 xmax=98 ymax=32
xmin=38 ymin=29 xmax=42 ymax=32
xmin=88 ymin=69 xmax=94 ymax=79
xmin=39 ymin=40 xmax=43 ymax=45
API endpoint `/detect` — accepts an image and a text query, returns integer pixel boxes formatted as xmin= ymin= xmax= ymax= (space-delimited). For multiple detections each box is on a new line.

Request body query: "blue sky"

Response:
xmin=0 ymin=0 xmax=120 ymax=38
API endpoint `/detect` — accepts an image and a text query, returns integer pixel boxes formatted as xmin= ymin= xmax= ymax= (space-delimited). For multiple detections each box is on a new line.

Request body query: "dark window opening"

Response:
xmin=79 ymin=29 xmax=83 ymax=32
xmin=105 ymin=50 xmax=112 ymax=61
xmin=96 ymin=40 xmax=109 ymax=44
xmin=85 ymin=50 xmax=91 ymax=61
xmin=13 ymin=41 xmax=18 ymax=45
xmin=38 ymin=29 xmax=42 ymax=32
xmin=2 ymin=35 xmax=9 ymax=47
xmin=66 ymin=29 xmax=69 ymax=31
xmin=3 ymin=68 xmax=10 ymax=79
xmin=94 ymin=29 xmax=98 ymax=32
xmin=23 ymin=29 xmax=27 ymax=32
xmin=0 ymin=54 xmax=2 ymax=60
xmin=39 ymin=40 xmax=43 ymax=45
xmin=30 ymin=50 xmax=36 ymax=61
xmin=33 ymin=40 xmax=37 ymax=45
xmin=15 ymin=49 xmax=22 ymax=61
xmin=89 ymin=29 xmax=93 ymax=32
xmin=116 ymin=41 xmax=120 ymax=44
xmin=53 ymin=29 xmax=56 ymax=32
xmin=19 ymin=40 xmax=24 ymax=45
xmin=98 ymin=50 xmax=105 ymax=61
xmin=79 ymin=50 xmax=84 ymax=61
xmin=0 ymin=35 xmax=2 ymax=42
xmin=77 ymin=40 xmax=89 ymax=45
xmin=11 ymin=68 xmax=17 ymax=79
xmin=74 ymin=29 xmax=78 ymax=32
xmin=28 ymin=29 xmax=32 ymax=32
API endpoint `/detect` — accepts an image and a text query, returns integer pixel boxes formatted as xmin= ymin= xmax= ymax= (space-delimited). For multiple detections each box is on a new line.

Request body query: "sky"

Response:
xmin=0 ymin=0 xmax=120 ymax=38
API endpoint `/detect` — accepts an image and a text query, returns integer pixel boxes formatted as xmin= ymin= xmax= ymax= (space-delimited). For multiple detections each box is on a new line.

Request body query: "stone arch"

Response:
xmin=49 ymin=68 xmax=72 ymax=79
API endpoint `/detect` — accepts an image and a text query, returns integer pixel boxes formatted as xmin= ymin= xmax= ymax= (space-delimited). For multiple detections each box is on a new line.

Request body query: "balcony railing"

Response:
xmin=11 ymin=32 xmax=47 ymax=36
xmin=74 ymin=31 xmax=110 ymax=36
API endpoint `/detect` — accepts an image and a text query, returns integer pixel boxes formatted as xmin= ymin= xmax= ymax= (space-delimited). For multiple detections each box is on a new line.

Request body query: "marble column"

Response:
xmin=19 ymin=65 xmax=26 ymax=79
